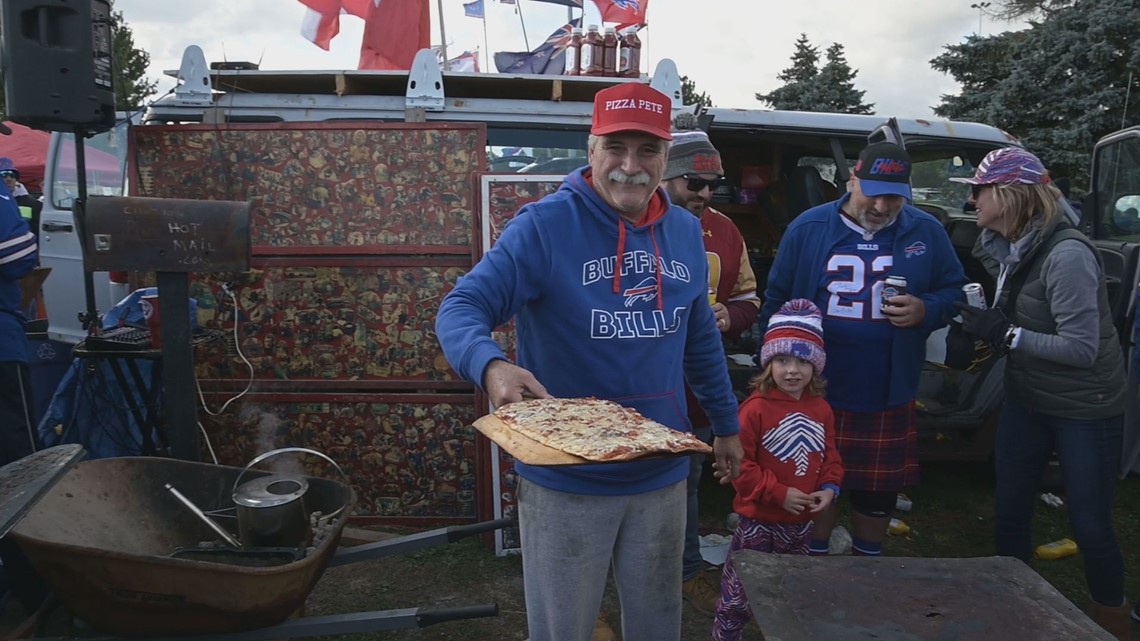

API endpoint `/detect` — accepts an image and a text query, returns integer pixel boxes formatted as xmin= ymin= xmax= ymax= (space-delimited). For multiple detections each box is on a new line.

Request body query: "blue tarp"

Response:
xmin=36 ymin=288 xmax=197 ymax=458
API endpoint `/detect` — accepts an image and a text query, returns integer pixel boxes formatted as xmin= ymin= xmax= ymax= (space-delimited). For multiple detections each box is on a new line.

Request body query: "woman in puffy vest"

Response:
xmin=953 ymin=147 xmax=1130 ymax=640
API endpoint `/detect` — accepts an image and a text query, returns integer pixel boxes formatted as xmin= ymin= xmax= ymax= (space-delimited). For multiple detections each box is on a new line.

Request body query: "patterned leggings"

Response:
xmin=712 ymin=516 xmax=813 ymax=641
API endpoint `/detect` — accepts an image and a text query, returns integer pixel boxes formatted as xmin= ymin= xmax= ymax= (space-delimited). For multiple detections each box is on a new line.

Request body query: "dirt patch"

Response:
xmin=304 ymin=537 xmax=763 ymax=641
xmin=304 ymin=470 xmax=759 ymax=641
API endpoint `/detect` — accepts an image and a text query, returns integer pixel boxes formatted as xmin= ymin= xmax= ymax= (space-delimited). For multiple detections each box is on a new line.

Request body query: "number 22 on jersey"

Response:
xmin=825 ymin=255 xmax=892 ymax=320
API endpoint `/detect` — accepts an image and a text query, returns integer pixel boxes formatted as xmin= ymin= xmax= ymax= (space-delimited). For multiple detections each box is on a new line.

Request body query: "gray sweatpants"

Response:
xmin=518 ymin=477 xmax=685 ymax=641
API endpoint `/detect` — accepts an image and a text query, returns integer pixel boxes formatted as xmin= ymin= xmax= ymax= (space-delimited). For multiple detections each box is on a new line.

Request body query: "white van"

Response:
xmin=38 ymin=119 xmax=132 ymax=343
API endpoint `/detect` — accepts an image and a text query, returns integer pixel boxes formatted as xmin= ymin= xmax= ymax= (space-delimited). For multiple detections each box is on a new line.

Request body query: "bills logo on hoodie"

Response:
xmin=583 ymin=250 xmax=694 ymax=339
xmin=622 ymin=277 xmax=657 ymax=307
xmin=905 ymin=241 xmax=927 ymax=258
xmin=762 ymin=411 xmax=825 ymax=476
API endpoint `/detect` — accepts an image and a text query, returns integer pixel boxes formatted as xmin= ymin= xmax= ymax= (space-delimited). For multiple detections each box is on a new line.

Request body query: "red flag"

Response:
xmin=340 ymin=0 xmax=371 ymax=18
xmin=298 ymin=0 xmax=342 ymax=12
xmin=298 ymin=0 xmax=373 ymax=50
xmin=358 ymin=0 xmax=431 ymax=70
xmin=300 ymin=8 xmax=339 ymax=49
xmin=593 ymin=0 xmax=648 ymax=27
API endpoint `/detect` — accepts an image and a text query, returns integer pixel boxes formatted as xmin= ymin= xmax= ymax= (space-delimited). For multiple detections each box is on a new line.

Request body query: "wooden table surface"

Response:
xmin=732 ymin=551 xmax=1113 ymax=641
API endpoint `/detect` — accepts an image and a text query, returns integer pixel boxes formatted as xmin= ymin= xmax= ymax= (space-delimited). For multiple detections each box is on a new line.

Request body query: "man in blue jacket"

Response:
xmin=436 ymin=83 xmax=743 ymax=641
xmin=0 ymin=123 xmax=43 ymax=615
xmin=0 ymin=163 xmax=38 ymax=464
xmin=756 ymin=142 xmax=965 ymax=559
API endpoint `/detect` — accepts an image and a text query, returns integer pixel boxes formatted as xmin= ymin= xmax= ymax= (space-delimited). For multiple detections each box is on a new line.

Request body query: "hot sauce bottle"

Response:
xmin=602 ymin=27 xmax=618 ymax=77
xmin=618 ymin=27 xmax=642 ymax=78
xmin=582 ymin=25 xmax=603 ymax=76
xmin=565 ymin=27 xmax=583 ymax=75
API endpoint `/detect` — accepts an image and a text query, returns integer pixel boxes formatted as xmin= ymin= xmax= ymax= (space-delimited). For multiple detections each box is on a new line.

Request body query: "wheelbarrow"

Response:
xmin=5 ymin=453 xmax=509 ymax=640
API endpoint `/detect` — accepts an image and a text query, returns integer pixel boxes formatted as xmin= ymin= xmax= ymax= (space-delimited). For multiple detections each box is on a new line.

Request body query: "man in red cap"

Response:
xmin=436 ymin=83 xmax=743 ymax=641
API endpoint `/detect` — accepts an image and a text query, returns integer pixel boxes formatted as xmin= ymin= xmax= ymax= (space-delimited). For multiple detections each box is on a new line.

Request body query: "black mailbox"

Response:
xmin=83 ymin=196 xmax=251 ymax=274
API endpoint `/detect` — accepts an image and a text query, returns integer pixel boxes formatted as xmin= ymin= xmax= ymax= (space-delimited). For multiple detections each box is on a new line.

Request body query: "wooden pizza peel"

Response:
xmin=473 ymin=415 xmax=589 ymax=465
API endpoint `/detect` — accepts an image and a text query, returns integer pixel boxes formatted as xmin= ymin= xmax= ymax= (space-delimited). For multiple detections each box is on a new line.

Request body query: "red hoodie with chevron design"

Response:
xmin=732 ymin=388 xmax=843 ymax=524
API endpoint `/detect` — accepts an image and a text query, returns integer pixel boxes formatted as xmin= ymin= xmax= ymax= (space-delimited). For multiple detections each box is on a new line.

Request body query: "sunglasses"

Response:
xmin=682 ymin=175 xmax=726 ymax=193
xmin=970 ymin=184 xmax=994 ymax=199
xmin=0 ymin=171 xmax=15 ymax=178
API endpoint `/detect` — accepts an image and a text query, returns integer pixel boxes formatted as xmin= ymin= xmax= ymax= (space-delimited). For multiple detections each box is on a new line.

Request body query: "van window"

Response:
xmin=912 ymin=156 xmax=973 ymax=216
xmin=50 ymin=122 xmax=129 ymax=209
xmin=801 ymin=152 xmax=976 ymax=223
xmin=487 ymin=126 xmax=588 ymax=175
xmin=797 ymin=156 xmax=840 ymax=184
xmin=1094 ymin=134 xmax=1140 ymax=241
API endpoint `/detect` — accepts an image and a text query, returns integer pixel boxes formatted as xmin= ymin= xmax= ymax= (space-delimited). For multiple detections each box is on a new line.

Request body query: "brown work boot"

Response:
xmin=1087 ymin=598 xmax=1131 ymax=641
xmin=681 ymin=571 xmax=720 ymax=617
xmin=592 ymin=612 xmax=616 ymax=641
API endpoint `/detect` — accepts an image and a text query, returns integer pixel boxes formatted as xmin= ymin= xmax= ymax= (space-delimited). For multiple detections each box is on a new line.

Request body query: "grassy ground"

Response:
xmin=5 ymin=461 xmax=1135 ymax=639
xmin=298 ymin=460 xmax=1140 ymax=640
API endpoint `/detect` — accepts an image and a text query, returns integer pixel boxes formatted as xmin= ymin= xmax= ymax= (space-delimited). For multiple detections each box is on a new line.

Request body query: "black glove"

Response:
xmin=944 ymin=320 xmax=977 ymax=370
xmin=954 ymin=302 xmax=1013 ymax=353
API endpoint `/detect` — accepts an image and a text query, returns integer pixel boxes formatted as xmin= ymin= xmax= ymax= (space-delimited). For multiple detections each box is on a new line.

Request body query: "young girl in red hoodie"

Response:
xmin=712 ymin=299 xmax=843 ymax=641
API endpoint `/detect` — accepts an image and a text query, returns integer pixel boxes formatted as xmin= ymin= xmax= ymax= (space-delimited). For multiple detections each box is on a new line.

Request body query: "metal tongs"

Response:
xmin=165 ymin=483 xmax=241 ymax=547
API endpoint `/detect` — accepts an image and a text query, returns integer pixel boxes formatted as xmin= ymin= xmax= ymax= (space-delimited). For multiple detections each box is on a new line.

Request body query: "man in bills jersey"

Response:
xmin=756 ymin=142 xmax=966 ymax=558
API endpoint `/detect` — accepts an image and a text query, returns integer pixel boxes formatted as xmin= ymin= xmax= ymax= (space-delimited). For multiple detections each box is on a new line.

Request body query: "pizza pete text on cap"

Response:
xmin=853 ymin=142 xmax=913 ymax=201
xmin=591 ymin=83 xmax=673 ymax=141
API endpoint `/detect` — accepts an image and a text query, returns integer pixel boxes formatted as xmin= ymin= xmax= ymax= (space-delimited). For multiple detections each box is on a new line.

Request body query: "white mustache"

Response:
xmin=607 ymin=169 xmax=651 ymax=185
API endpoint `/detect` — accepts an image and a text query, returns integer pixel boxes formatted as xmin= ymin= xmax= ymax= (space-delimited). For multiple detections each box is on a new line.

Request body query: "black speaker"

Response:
xmin=0 ymin=0 xmax=115 ymax=133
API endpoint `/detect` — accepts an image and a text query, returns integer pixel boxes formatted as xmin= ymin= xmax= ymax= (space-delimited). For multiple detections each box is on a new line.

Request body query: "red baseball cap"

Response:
xmin=591 ymin=83 xmax=673 ymax=140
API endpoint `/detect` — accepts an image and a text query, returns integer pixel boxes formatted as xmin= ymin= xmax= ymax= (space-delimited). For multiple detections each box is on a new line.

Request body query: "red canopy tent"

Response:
xmin=0 ymin=121 xmax=50 ymax=193
xmin=0 ymin=120 xmax=123 ymax=195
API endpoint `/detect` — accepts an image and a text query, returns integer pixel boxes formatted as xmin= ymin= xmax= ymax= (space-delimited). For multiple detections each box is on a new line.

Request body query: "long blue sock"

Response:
xmin=852 ymin=537 xmax=881 ymax=557
xmin=808 ymin=539 xmax=830 ymax=556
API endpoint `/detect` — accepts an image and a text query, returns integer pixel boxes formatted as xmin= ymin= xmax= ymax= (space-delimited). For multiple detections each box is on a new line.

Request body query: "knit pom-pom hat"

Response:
xmin=759 ymin=299 xmax=826 ymax=374
xmin=663 ymin=113 xmax=722 ymax=180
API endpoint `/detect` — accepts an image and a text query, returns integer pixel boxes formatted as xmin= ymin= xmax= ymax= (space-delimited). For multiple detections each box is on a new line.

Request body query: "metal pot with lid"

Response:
xmin=232 ymin=448 xmax=346 ymax=549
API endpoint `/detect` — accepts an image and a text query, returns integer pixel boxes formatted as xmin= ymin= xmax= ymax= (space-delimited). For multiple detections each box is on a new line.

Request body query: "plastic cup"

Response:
xmin=141 ymin=294 xmax=162 ymax=348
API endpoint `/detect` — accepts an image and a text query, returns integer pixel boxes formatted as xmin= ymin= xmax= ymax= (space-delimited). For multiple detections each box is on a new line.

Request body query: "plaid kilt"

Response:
xmin=833 ymin=402 xmax=918 ymax=491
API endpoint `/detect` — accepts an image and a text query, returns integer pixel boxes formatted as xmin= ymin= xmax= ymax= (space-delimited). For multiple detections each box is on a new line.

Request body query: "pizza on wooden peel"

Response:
xmin=474 ymin=397 xmax=712 ymax=463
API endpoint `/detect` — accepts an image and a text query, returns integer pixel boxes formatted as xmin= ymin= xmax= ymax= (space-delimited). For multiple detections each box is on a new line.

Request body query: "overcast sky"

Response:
xmin=113 ymin=0 xmax=1023 ymax=119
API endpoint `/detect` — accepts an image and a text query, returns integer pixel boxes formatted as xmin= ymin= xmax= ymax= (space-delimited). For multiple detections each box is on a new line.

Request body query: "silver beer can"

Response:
xmin=963 ymin=283 xmax=987 ymax=310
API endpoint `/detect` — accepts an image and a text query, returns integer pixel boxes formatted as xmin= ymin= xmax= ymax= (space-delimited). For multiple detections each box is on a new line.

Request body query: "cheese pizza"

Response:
xmin=479 ymin=397 xmax=712 ymax=462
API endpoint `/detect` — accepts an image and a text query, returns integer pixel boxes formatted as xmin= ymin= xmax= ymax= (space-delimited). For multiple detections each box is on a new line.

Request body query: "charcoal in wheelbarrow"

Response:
xmin=8 ymin=456 xmax=355 ymax=637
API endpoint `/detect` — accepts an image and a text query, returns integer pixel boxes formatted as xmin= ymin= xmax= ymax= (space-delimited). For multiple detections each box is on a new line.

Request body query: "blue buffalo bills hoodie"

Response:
xmin=436 ymin=167 xmax=740 ymax=496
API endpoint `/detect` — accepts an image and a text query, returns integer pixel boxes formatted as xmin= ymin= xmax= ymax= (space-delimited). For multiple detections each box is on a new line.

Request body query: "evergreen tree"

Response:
xmin=931 ymin=0 xmax=1139 ymax=191
xmin=111 ymin=10 xmax=158 ymax=110
xmin=990 ymin=0 xmax=1070 ymax=19
xmin=816 ymin=43 xmax=874 ymax=114
xmin=0 ymin=10 xmax=156 ymax=117
xmin=681 ymin=75 xmax=713 ymax=108
xmin=756 ymin=34 xmax=821 ymax=110
xmin=757 ymin=35 xmax=874 ymax=114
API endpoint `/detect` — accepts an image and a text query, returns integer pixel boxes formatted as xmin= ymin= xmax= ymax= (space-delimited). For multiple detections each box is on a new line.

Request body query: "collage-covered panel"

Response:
xmin=199 ymin=393 xmax=479 ymax=520
xmin=192 ymin=261 xmax=468 ymax=383
xmin=131 ymin=123 xmax=486 ymax=253
xmin=480 ymin=176 xmax=563 ymax=554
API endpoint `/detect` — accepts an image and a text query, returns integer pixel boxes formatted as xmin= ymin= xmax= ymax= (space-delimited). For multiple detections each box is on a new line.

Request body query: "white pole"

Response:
xmin=482 ymin=12 xmax=490 ymax=72
xmin=516 ymin=1 xmax=530 ymax=51
xmin=436 ymin=0 xmax=449 ymax=64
